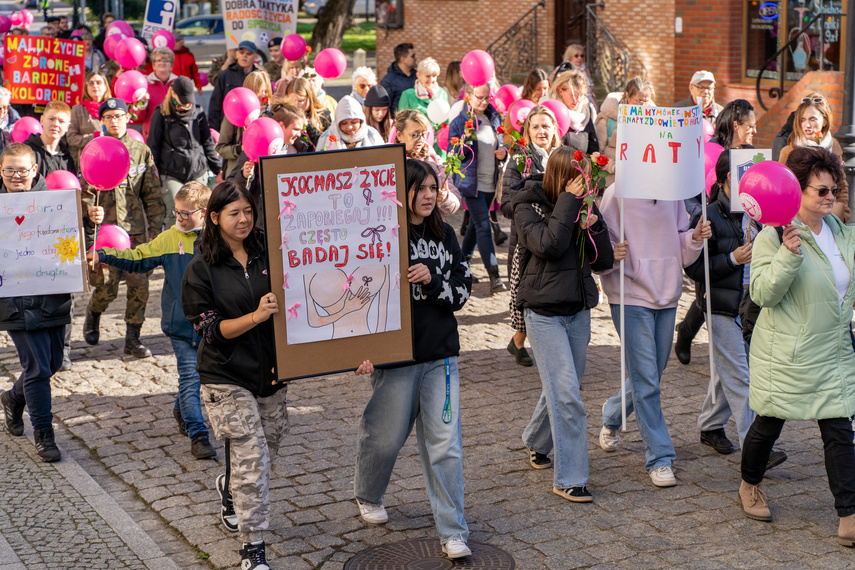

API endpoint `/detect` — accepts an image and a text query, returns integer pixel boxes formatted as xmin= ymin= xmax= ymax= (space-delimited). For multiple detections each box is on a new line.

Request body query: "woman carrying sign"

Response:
xmin=352 ymin=159 xmax=473 ymax=560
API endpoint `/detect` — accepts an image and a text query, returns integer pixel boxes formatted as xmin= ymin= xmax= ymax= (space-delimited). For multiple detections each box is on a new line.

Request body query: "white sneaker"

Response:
xmin=599 ymin=425 xmax=619 ymax=452
xmin=650 ymin=465 xmax=677 ymax=487
xmin=442 ymin=537 xmax=472 ymax=559
xmin=356 ymin=500 xmax=388 ymax=524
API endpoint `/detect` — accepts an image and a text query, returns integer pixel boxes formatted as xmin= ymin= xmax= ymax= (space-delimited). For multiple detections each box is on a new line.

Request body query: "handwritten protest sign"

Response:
xmin=0 ymin=190 xmax=87 ymax=298
xmin=2 ymin=36 xmax=86 ymax=106
xmin=220 ymin=0 xmax=297 ymax=52
xmin=259 ymin=146 xmax=413 ymax=381
xmin=615 ymin=105 xmax=704 ymax=201
xmin=730 ymin=148 xmax=771 ymax=213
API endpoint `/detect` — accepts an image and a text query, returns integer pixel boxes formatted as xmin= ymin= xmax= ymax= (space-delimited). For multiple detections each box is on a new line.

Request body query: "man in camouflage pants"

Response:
xmin=82 ymin=98 xmax=165 ymax=358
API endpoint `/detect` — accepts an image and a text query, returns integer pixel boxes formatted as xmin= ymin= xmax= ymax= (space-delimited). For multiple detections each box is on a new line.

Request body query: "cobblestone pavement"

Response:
xmin=2 ymin=215 xmax=855 ymax=569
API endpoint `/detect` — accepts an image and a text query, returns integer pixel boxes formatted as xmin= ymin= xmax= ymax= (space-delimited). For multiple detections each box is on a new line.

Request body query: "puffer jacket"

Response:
xmin=379 ymin=61 xmax=417 ymax=112
xmin=147 ymin=105 xmax=221 ymax=181
xmin=749 ymin=214 xmax=855 ymax=420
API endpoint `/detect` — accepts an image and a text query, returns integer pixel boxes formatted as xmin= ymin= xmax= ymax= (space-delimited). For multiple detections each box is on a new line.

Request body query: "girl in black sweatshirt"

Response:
xmin=352 ymin=159 xmax=474 ymax=560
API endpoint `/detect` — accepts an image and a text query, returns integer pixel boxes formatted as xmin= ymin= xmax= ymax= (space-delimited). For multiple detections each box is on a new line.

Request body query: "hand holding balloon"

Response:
xmin=88 ymin=206 xmax=105 ymax=225
xmin=781 ymin=224 xmax=802 ymax=255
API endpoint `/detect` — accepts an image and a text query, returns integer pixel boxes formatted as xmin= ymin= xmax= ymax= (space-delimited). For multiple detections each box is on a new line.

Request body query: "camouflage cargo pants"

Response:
xmin=201 ymin=383 xmax=289 ymax=541
xmin=88 ymin=234 xmax=150 ymax=325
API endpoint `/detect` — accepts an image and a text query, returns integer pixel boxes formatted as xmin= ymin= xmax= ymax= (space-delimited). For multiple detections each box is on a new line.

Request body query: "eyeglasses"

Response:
xmin=153 ymin=59 xmax=171 ymax=64
xmin=1 ymin=167 xmax=33 ymax=178
xmin=806 ymin=184 xmax=840 ymax=197
xmin=407 ymin=130 xmax=427 ymax=139
xmin=470 ymin=93 xmax=489 ymax=103
xmin=101 ymin=113 xmax=127 ymax=122
xmin=692 ymin=84 xmax=714 ymax=92
xmin=802 ymin=96 xmax=825 ymax=104
xmin=172 ymin=208 xmax=203 ymax=220
xmin=739 ymin=122 xmax=757 ymax=131
xmin=87 ymin=79 xmax=105 ymax=86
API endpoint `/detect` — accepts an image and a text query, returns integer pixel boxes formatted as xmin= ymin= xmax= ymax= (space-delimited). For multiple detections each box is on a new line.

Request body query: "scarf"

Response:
xmin=798 ymin=130 xmax=834 ymax=152
xmin=530 ymin=143 xmax=550 ymax=172
xmin=414 ymin=81 xmax=434 ymax=100
xmin=84 ymin=100 xmax=102 ymax=119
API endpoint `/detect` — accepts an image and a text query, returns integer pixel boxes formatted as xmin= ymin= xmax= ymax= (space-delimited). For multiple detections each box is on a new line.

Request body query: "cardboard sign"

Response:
xmin=2 ymin=36 xmax=86 ymax=106
xmin=730 ymin=149 xmax=772 ymax=213
xmin=614 ymin=104 xmax=704 ymax=201
xmin=141 ymin=0 xmax=179 ymax=41
xmin=0 ymin=189 xmax=88 ymax=298
xmin=259 ymin=145 xmax=413 ymax=381
xmin=220 ymin=0 xmax=297 ymax=52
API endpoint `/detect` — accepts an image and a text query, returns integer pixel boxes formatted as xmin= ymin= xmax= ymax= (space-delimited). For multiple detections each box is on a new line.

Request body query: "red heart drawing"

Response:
xmin=15 ymin=215 xmax=25 ymax=225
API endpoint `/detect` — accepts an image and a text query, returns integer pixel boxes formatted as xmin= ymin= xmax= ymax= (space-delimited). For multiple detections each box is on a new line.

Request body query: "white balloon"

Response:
xmin=447 ymin=100 xmax=466 ymax=123
xmin=426 ymin=99 xmax=450 ymax=124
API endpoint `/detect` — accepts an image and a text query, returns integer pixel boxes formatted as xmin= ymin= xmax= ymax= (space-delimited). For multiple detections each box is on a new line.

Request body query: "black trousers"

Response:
xmin=676 ymin=283 xmax=705 ymax=339
xmin=741 ymin=415 xmax=855 ymax=517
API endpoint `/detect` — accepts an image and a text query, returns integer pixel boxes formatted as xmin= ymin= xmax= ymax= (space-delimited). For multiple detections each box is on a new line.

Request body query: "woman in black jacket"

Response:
xmin=147 ymin=76 xmax=221 ymax=229
xmin=181 ymin=181 xmax=286 ymax=570
xmin=513 ymin=147 xmax=614 ymax=502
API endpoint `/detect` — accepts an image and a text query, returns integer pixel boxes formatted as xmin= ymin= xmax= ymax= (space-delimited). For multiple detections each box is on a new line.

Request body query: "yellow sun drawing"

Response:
xmin=54 ymin=236 xmax=81 ymax=264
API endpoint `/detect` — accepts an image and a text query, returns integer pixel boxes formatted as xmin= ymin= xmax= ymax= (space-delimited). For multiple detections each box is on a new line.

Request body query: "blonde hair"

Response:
xmin=175 ymin=181 xmax=211 ymax=209
xmin=243 ymin=70 xmax=272 ymax=99
xmin=562 ymin=44 xmax=585 ymax=62
xmin=790 ymin=92 xmax=834 ymax=145
xmin=151 ymin=47 xmax=174 ymax=65
xmin=550 ymin=70 xmax=588 ymax=100
xmin=284 ymin=77 xmax=324 ymax=128
xmin=622 ymin=76 xmax=655 ymax=104
xmin=394 ymin=109 xmax=431 ymax=140
xmin=417 ymin=57 xmax=440 ymax=76
xmin=522 ymin=105 xmax=561 ymax=150
xmin=82 ymin=71 xmax=111 ymax=102
xmin=271 ymin=99 xmax=305 ymax=128
xmin=44 ymin=101 xmax=71 ymax=116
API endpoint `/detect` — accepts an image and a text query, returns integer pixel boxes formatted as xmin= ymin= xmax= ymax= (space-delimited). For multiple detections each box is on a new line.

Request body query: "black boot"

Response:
xmin=459 ymin=210 xmax=470 ymax=236
xmin=465 ymin=254 xmax=479 ymax=284
xmin=124 ymin=324 xmax=152 ymax=358
xmin=1 ymin=390 xmax=25 ymax=437
xmin=491 ymin=221 xmax=508 ymax=246
xmin=83 ymin=307 xmax=101 ymax=345
xmin=674 ymin=324 xmax=691 ymax=365
xmin=487 ymin=266 xmax=508 ymax=295
xmin=34 ymin=427 xmax=61 ymax=462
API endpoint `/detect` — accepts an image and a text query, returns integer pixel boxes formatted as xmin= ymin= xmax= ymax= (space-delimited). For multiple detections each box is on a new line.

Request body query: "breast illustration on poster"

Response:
xmin=0 ymin=189 xmax=87 ymax=297
xmin=276 ymin=164 xmax=402 ymax=345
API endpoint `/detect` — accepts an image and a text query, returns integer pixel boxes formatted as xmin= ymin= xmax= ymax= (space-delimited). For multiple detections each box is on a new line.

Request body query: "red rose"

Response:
xmin=518 ymin=137 xmax=527 ymax=146
xmin=573 ymin=150 xmax=584 ymax=161
xmin=465 ymin=120 xmax=474 ymax=129
xmin=597 ymin=155 xmax=609 ymax=167
xmin=497 ymin=125 xmax=506 ymax=134
xmin=450 ymin=137 xmax=460 ymax=145
xmin=305 ymin=46 xmax=312 ymax=53
xmin=329 ymin=134 xmax=337 ymax=142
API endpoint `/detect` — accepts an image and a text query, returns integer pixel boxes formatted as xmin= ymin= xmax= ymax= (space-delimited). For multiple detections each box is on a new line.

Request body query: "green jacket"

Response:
xmin=80 ymin=132 xmax=165 ymax=241
xmin=749 ymin=215 xmax=855 ymax=420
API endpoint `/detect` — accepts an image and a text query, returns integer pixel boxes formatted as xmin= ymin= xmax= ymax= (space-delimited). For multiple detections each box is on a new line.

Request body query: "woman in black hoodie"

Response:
xmin=513 ymin=147 xmax=615 ymax=502
xmin=352 ymin=160 xmax=473 ymax=560
xmin=181 ymin=181 xmax=285 ymax=570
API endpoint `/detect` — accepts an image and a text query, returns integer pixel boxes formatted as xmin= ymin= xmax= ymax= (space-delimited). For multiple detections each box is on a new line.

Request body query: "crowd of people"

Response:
xmin=1 ymin=19 xmax=855 ymax=567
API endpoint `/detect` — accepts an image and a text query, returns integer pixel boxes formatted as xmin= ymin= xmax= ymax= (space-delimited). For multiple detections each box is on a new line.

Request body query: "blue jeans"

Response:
xmin=602 ymin=305 xmax=677 ymax=472
xmin=170 ymin=337 xmax=208 ymax=440
xmin=523 ymin=309 xmax=591 ymax=488
xmin=8 ymin=326 xmax=64 ymax=432
xmin=462 ymin=191 xmax=497 ymax=268
xmin=354 ymin=358 xmax=468 ymax=543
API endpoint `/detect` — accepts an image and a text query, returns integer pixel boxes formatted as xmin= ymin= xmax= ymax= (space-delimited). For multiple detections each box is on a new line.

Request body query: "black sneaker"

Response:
xmin=1 ymin=390 xmax=25 ymax=437
xmin=528 ymin=448 xmax=552 ymax=470
xmin=216 ymin=474 xmax=239 ymax=533
xmin=34 ymin=428 xmax=61 ymax=463
xmin=700 ymin=428 xmax=735 ymax=454
xmin=239 ymin=541 xmax=269 ymax=570
xmin=553 ymin=486 xmax=593 ymax=503
xmin=191 ymin=435 xmax=216 ymax=459
xmin=767 ymin=449 xmax=788 ymax=470
xmin=173 ymin=408 xmax=187 ymax=437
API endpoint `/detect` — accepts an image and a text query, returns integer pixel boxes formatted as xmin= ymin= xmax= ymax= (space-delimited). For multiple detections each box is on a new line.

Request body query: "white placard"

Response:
xmin=0 ymin=189 xmax=87 ymax=297
xmin=220 ymin=0 xmax=298 ymax=52
xmin=614 ymin=104 xmax=705 ymax=201
xmin=729 ymin=149 xmax=772 ymax=213
xmin=276 ymin=164 xmax=402 ymax=345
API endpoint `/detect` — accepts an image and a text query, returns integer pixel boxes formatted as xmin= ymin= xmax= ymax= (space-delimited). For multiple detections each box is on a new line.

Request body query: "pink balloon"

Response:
xmin=437 ymin=124 xmax=449 ymax=152
xmin=209 ymin=128 xmax=220 ymax=144
xmin=103 ymin=33 xmax=127 ymax=60
xmin=243 ymin=117 xmax=284 ymax=162
xmin=199 ymin=72 xmax=209 ymax=87
xmin=541 ymin=99 xmax=572 ymax=137
xmin=20 ymin=9 xmax=33 ymax=24
xmin=107 ymin=20 xmax=134 ymax=39
xmin=507 ymin=99 xmax=536 ymax=133
xmin=493 ymin=84 xmax=521 ymax=114
xmin=80 ymin=137 xmax=131 ymax=190
xmin=705 ymin=168 xmax=717 ymax=197
xmin=10 ymin=13 xmax=23 ymax=26
xmin=702 ymin=118 xmax=715 ymax=141
xmin=93 ymin=224 xmax=132 ymax=250
xmin=739 ymin=161 xmax=801 ymax=227
xmin=460 ymin=50 xmax=495 ymax=87
xmin=0 ymin=15 xmax=11 ymax=34
xmin=313 ymin=48 xmax=347 ymax=79
xmin=704 ymin=141 xmax=725 ymax=176
xmin=115 ymin=37 xmax=147 ymax=69
xmin=151 ymin=30 xmax=175 ymax=50
xmin=45 ymin=170 xmax=81 ymax=191
xmin=223 ymin=87 xmax=261 ymax=128
xmin=11 ymin=117 xmax=42 ymax=143
xmin=126 ymin=129 xmax=145 ymax=143
xmin=114 ymin=70 xmax=148 ymax=103
xmin=281 ymin=34 xmax=307 ymax=61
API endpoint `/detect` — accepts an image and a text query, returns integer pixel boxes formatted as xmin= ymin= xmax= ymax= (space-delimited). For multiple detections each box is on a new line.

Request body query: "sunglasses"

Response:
xmin=802 ymin=96 xmax=825 ymax=104
xmin=807 ymin=184 xmax=840 ymax=197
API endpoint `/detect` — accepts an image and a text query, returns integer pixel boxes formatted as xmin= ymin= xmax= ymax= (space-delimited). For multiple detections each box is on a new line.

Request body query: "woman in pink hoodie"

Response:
xmin=595 ymin=183 xmax=709 ymax=488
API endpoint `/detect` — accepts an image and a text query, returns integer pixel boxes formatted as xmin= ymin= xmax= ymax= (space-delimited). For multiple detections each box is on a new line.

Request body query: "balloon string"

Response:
xmin=90 ymin=191 xmax=101 ymax=269
xmin=569 ymin=160 xmax=599 ymax=262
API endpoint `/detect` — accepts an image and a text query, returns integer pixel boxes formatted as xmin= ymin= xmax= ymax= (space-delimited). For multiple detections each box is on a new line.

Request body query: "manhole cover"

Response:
xmin=344 ymin=539 xmax=515 ymax=569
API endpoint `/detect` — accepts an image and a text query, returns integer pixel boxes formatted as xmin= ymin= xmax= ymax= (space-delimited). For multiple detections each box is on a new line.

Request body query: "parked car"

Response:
xmin=175 ymin=15 xmax=269 ymax=66
xmin=304 ymin=0 xmax=375 ymax=18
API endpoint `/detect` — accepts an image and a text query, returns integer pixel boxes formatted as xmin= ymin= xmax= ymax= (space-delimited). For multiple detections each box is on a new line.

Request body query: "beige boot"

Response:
xmin=839 ymin=513 xmax=855 ymax=547
xmin=739 ymin=480 xmax=772 ymax=521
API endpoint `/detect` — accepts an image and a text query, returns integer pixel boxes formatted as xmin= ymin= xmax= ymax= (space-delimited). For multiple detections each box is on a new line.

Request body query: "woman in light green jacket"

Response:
xmin=738 ymin=146 xmax=855 ymax=547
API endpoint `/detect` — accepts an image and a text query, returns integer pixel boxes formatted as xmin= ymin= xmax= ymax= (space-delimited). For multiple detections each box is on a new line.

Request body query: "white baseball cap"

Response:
xmin=690 ymin=71 xmax=716 ymax=85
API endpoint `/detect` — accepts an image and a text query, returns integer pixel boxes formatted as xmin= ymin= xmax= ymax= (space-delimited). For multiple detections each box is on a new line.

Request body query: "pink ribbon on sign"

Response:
xmin=178 ymin=241 xmax=185 ymax=255
xmin=361 ymin=225 xmax=386 ymax=244
xmin=287 ymin=302 xmax=301 ymax=321
xmin=343 ymin=273 xmax=354 ymax=291
xmin=279 ymin=233 xmax=289 ymax=250
xmin=278 ymin=200 xmax=296 ymax=219
xmin=381 ymin=189 xmax=403 ymax=207
xmin=393 ymin=272 xmax=400 ymax=290
xmin=391 ymin=224 xmax=400 ymax=238
xmin=262 ymin=269 xmax=268 ymax=275
xmin=282 ymin=273 xmax=289 ymax=289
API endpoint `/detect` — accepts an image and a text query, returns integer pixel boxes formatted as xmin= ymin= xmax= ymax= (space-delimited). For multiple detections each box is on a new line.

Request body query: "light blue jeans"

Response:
xmin=697 ymin=314 xmax=756 ymax=446
xmin=170 ymin=336 xmax=208 ymax=441
xmin=354 ymin=358 xmax=468 ymax=543
xmin=602 ymin=305 xmax=677 ymax=472
xmin=522 ymin=309 xmax=592 ymax=489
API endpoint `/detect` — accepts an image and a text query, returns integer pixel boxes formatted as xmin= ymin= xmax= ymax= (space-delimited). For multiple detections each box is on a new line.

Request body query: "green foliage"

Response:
xmin=298 ymin=20 xmax=375 ymax=51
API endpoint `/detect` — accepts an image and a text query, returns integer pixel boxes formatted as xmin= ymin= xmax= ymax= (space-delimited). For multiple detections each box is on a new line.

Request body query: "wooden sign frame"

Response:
xmin=259 ymin=145 xmax=414 ymax=381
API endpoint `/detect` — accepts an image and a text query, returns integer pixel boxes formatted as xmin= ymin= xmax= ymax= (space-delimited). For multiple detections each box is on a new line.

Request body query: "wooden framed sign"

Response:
xmin=259 ymin=145 xmax=413 ymax=381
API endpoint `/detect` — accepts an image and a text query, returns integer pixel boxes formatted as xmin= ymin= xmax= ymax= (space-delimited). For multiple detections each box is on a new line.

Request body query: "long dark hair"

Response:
xmin=713 ymin=99 xmax=754 ymax=149
xmin=199 ymin=181 xmax=264 ymax=264
xmin=709 ymin=149 xmax=731 ymax=202
xmin=405 ymin=159 xmax=446 ymax=240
